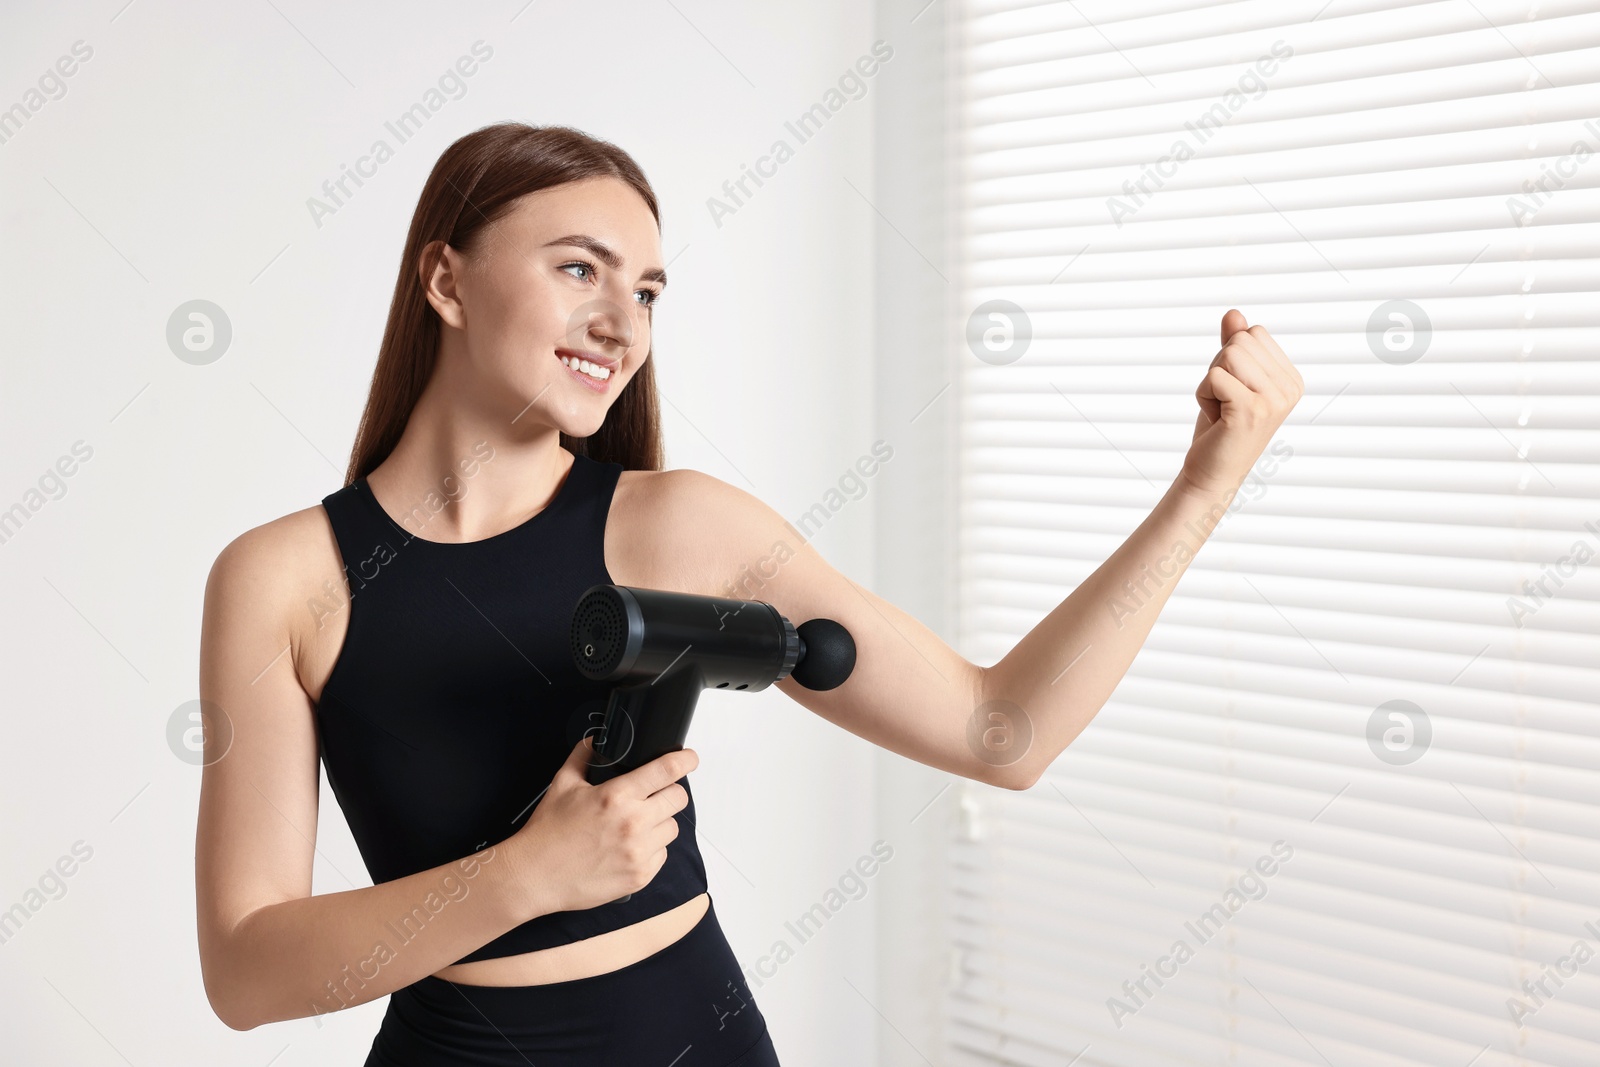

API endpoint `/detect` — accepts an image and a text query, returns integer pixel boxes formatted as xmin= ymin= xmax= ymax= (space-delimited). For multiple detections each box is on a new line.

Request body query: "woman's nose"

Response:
xmin=566 ymin=296 xmax=639 ymax=351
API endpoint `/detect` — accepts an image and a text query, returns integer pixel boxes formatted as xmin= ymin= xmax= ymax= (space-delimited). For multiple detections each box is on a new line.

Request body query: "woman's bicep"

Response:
xmin=672 ymin=471 xmax=1008 ymax=789
xmin=194 ymin=529 xmax=321 ymax=978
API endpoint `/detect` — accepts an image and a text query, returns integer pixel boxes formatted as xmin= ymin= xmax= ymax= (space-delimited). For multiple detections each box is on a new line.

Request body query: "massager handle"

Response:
xmin=585 ymin=662 xmax=704 ymax=903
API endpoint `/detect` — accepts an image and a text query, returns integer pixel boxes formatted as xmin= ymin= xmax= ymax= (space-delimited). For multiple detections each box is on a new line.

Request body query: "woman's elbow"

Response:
xmin=198 ymin=925 xmax=261 ymax=1031
xmin=966 ymin=674 xmax=1045 ymax=790
xmin=957 ymin=751 xmax=1038 ymax=791
xmin=200 ymin=952 xmax=260 ymax=1031
xmin=990 ymin=760 xmax=1040 ymax=791
xmin=214 ymin=1000 xmax=258 ymax=1033
xmin=202 ymin=968 xmax=259 ymax=1031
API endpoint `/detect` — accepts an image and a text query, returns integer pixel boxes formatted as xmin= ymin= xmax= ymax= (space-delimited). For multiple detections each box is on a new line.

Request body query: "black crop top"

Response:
xmin=315 ymin=452 xmax=708 ymax=963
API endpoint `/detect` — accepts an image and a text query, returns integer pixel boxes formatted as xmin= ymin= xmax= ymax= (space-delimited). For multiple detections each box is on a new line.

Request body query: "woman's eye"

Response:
xmin=561 ymin=260 xmax=659 ymax=309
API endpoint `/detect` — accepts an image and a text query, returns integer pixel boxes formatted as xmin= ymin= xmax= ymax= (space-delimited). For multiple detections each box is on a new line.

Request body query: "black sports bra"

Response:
xmin=315 ymin=452 xmax=708 ymax=963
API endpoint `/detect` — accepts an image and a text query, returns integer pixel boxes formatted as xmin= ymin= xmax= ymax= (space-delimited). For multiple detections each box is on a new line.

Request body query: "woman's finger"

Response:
xmin=1244 ymin=324 xmax=1301 ymax=393
xmin=1212 ymin=336 xmax=1280 ymax=399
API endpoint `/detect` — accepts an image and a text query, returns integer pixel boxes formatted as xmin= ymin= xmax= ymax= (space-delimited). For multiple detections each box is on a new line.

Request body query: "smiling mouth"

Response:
xmin=555 ymin=349 xmax=617 ymax=389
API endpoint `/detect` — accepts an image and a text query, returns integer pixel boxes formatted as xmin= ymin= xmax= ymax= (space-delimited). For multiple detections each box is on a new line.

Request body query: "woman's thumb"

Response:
xmin=1220 ymin=307 xmax=1247 ymax=347
xmin=557 ymin=733 xmax=596 ymax=780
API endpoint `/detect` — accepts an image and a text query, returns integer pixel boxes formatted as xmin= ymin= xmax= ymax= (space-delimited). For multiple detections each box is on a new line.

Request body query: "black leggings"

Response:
xmin=363 ymin=894 xmax=780 ymax=1066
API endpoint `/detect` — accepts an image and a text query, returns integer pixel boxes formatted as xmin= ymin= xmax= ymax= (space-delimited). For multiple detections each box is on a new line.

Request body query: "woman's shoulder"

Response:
xmin=202 ymin=496 xmax=357 ymax=703
xmin=612 ymin=465 xmax=763 ymax=531
xmin=203 ymin=499 xmax=347 ymax=640
xmin=608 ymin=466 xmax=799 ymax=595
xmin=208 ymin=499 xmax=341 ymax=585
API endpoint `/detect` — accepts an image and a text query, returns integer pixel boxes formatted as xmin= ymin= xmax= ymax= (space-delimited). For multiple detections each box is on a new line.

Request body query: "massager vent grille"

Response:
xmin=571 ymin=587 xmax=625 ymax=678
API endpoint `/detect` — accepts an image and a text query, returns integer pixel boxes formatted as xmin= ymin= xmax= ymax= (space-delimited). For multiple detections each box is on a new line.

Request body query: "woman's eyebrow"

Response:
xmin=542 ymin=234 xmax=667 ymax=287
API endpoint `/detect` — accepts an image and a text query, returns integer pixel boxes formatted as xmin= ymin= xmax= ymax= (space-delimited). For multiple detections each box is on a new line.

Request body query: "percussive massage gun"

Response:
xmin=569 ymin=584 xmax=857 ymax=903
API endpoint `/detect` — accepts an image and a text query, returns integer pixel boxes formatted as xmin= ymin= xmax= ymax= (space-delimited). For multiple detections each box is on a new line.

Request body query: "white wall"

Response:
xmin=0 ymin=2 xmax=893 ymax=1063
xmin=869 ymin=1 xmax=963 ymax=1065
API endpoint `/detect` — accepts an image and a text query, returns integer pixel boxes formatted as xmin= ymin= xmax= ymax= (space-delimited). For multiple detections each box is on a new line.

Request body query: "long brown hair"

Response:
xmin=342 ymin=122 xmax=665 ymax=486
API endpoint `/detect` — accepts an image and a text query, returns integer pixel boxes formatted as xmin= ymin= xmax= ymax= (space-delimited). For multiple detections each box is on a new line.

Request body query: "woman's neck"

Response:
xmin=365 ymin=365 xmax=573 ymax=544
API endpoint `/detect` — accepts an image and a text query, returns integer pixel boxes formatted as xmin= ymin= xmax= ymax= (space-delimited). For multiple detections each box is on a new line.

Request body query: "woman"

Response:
xmin=194 ymin=121 xmax=1302 ymax=1064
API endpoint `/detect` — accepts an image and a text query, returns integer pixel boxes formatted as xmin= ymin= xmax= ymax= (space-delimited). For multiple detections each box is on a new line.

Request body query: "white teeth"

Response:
xmin=561 ymin=355 xmax=611 ymax=381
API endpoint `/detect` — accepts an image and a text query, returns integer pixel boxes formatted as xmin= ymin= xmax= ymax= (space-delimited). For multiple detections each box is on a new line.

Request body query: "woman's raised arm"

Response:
xmin=651 ymin=310 xmax=1302 ymax=792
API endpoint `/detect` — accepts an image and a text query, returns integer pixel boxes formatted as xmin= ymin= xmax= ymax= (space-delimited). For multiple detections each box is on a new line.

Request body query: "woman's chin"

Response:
xmin=508 ymin=384 xmax=610 ymax=439
xmin=553 ymin=411 xmax=609 ymax=440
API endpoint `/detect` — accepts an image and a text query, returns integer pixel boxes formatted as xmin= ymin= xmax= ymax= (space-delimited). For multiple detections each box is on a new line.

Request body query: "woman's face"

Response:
xmin=434 ymin=175 xmax=665 ymax=437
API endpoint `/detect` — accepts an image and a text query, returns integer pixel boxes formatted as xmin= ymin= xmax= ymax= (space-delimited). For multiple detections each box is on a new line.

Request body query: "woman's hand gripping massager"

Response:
xmin=569 ymin=584 xmax=857 ymax=902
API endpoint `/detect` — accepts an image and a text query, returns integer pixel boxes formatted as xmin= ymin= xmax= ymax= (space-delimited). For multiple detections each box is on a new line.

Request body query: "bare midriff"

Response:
xmin=431 ymin=891 xmax=710 ymax=986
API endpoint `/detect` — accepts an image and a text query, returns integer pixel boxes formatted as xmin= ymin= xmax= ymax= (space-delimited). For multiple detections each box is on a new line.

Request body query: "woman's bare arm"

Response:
xmin=652 ymin=311 xmax=1302 ymax=792
xmin=194 ymin=519 xmax=547 ymax=1031
xmin=978 ymin=313 xmax=1305 ymax=784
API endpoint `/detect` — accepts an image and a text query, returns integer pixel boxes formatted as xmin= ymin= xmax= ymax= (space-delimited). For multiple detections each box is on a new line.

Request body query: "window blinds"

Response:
xmin=945 ymin=2 xmax=1600 ymax=1065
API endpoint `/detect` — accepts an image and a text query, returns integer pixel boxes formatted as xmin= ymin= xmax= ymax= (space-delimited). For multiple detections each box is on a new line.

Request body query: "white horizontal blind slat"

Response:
xmin=947 ymin=0 xmax=1600 ymax=1064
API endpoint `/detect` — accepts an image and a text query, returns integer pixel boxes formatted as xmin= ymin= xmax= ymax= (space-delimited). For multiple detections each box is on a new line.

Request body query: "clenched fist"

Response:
xmin=1181 ymin=309 xmax=1305 ymax=498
